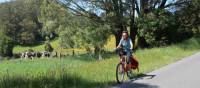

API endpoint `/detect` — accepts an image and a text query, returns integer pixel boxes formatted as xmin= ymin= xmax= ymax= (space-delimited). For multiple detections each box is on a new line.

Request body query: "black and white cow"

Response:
xmin=21 ymin=51 xmax=37 ymax=60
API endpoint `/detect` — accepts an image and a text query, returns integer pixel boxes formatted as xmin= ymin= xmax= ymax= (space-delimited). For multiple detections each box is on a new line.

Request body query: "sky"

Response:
xmin=0 ymin=0 xmax=8 ymax=3
xmin=0 ymin=0 xmax=176 ymax=12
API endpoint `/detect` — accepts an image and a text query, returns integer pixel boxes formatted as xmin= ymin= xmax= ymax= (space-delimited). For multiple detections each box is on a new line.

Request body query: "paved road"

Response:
xmin=113 ymin=52 xmax=200 ymax=88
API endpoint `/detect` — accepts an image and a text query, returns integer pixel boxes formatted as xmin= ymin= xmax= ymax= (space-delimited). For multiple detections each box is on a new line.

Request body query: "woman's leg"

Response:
xmin=126 ymin=51 xmax=132 ymax=64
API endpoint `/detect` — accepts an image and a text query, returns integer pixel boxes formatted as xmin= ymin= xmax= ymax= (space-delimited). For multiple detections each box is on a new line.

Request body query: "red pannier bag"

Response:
xmin=131 ymin=56 xmax=139 ymax=72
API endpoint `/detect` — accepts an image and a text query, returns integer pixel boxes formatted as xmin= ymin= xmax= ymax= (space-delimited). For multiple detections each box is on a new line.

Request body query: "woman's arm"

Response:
xmin=117 ymin=39 xmax=122 ymax=48
xmin=129 ymin=39 xmax=133 ymax=50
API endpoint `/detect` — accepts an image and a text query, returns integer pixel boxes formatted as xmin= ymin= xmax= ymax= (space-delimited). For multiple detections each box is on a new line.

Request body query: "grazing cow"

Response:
xmin=21 ymin=52 xmax=26 ymax=59
xmin=35 ymin=52 xmax=42 ymax=58
xmin=21 ymin=51 xmax=52 ymax=59
xmin=21 ymin=51 xmax=37 ymax=60
xmin=41 ymin=51 xmax=51 ymax=58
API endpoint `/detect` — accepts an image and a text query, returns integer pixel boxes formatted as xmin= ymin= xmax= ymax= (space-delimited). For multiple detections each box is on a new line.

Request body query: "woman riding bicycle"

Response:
xmin=116 ymin=31 xmax=133 ymax=69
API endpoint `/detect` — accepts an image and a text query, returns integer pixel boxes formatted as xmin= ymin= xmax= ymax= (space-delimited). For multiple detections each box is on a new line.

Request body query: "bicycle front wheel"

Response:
xmin=116 ymin=63 xmax=125 ymax=84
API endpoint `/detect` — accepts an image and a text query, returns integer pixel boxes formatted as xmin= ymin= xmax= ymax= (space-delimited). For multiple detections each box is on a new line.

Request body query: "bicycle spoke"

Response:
xmin=116 ymin=63 xmax=126 ymax=83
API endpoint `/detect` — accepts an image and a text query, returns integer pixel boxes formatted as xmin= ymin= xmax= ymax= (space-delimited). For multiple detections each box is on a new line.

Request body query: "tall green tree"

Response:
xmin=39 ymin=0 xmax=70 ymax=39
xmin=59 ymin=15 xmax=111 ymax=57
xmin=0 ymin=0 xmax=42 ymax=45
xmin=57 ymin=0 xmax=190 ymax=47
xmin=175 ymin=0 xmax=200 ymax=34
xmin=0 ymin=25 xmax=14 ymax=57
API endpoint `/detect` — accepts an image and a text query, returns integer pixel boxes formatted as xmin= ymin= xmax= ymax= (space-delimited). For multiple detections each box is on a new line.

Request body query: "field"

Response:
xmin=13 ymin=35 xmax=116 ymax=55
xmin=0 ymin=37 xmax=200 ymax=88
xmin=13 ymin=39 xmax=60 ymax=53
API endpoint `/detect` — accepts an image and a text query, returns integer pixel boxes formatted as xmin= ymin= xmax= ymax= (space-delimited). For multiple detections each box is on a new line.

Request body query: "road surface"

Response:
xmin=113 ymin=52 xmax=200 ymax=88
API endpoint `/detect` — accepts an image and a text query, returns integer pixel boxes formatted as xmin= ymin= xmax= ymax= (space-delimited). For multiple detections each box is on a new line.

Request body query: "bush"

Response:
xmin=20 ymin=32 xmax=36 ymax=45
xmin=27 ymin=48 xmax=34 ymax=52
xmin=137 ymin=9 xmax=192 ymax=47
xmin=0 ymin=35 xmax=14 ymax=57
xmin=0 ymin=26 xmax=14 ymax=57
xmin=44 ymin=38 xmax=54 ymax=52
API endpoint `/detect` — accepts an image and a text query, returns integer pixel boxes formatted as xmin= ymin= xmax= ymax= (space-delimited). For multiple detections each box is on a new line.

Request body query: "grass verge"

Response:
xmin=0 ymin=37 xmax=200 ymax=88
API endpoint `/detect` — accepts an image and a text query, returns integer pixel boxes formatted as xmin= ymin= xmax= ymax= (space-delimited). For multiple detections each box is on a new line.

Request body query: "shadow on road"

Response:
xmin=114 ymin=82 xmax=158 ymax=88
xmin=132 ymin=73 xmax=156 ymax=81
xmin=114 ymin=74 xmax=157 ymax=88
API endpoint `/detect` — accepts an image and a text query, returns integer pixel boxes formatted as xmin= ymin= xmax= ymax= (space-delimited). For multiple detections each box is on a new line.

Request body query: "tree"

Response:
xmin=0 ymin=25 xmax=14 ymax=57
xmin=137 ymin=9 xmax=191 ymax=47
xmin=0 ymin=0 xmax=42 ymax=45
xmin=20 ymin=32 xmax=36 ymax=45
xmin=175 ymin=0 xmax=200 ymax=35
xmin=0 ymin=0 xmax=44 ymax=57
xmin=39 ymin=0 xmax=70 ymax=39
xmin=44 ymin=37 xmax=54 ymax=52
xmin=58 ymin=15 xmax=111 ymax=59
xmin=57 ymin=0 xmax=191 ymax=48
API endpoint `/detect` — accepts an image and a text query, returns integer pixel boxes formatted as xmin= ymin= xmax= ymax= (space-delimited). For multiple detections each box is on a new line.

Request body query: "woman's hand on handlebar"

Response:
xmin=114 ymin=47 xmax=120 ymax=53
xmin=117 ymin=45 xmax=122 ymax=49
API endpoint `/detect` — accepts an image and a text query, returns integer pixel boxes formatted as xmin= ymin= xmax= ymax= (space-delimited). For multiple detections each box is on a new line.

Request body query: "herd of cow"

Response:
xmin=20 ymin=51 xmax=53 ymax=59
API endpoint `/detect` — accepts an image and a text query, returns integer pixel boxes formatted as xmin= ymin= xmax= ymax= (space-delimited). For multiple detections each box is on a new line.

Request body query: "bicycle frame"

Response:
xmin=116 ymin=48 xmax=139 ymax=83
xmin=120 ymin=55 xmax=129 ymax=72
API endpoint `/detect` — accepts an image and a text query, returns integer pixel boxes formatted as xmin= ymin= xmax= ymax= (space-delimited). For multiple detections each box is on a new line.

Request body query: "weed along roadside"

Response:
xmin=0 ymin=38 xmax=199 ymax=88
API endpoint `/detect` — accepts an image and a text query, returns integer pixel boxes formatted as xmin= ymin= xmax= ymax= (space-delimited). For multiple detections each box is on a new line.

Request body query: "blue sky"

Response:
xmin=0 ymin=0 xmax=8 ymax=3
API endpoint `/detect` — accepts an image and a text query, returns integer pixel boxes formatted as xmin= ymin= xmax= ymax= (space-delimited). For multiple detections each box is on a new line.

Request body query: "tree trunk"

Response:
xmin=94 ymin=46 xmax=100 ymax=55
xmin=130 ymin=0 xmax=137 ymax=49
xmin=140 ymin=0 xmax=149 ymax=16
xmin=94 ymin=45 xmax=103 ymax=60
xmin=2 ymin=46 xmax=13 ymax=57
xmin=159 ymin=0 xmax=167 ymax=8
xmin=138 ymin=0 xmax=150 ymax=48
xmin=130 ymin=24 xmax=138 ymax=48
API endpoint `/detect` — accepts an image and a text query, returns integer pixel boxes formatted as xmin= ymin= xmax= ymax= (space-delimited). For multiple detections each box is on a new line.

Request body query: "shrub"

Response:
xmin=137 ymin=9 xmax=192 ymax=47
xmin=44 ymin=38 xmax=54 ymax=52
xmin=0 ymin=26 xmax=14 ymax=57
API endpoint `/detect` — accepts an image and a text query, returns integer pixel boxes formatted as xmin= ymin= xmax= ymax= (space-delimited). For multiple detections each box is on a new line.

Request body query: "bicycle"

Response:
xmin=115 ymin=48 xmax=139 ymax=84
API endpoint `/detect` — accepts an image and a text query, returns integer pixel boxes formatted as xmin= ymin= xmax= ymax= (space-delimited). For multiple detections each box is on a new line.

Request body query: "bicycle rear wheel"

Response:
xmin=127 ymin=69 xmax=135 ymax=79
xmin=116 ymin=63 xmax=125 ymax=84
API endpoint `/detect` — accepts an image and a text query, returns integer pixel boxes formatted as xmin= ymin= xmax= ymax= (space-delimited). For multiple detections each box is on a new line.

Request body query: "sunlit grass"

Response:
xmin=1 ymin=37 xmax=200 ymax=88
xmin=13 ymin=39 xmax=59 ymax=53
xmin=13 ymin=35 xmax=116 ymax=55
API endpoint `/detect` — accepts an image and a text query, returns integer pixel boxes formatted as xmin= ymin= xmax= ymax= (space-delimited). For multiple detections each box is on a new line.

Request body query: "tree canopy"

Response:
xmin=0 ymin=0 xmax=199 ymax=57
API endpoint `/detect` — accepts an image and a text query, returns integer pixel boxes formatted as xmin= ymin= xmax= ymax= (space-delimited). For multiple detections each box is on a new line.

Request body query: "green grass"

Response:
xmin=13 ymin=39 xmax=59 ymax=53
xmin=1 ymin=37 xmax=200 ymax=88
xmin=13 ymin=38 xmax=92 ymax=55
xmin=13 ymin=36 xmax=116 ymax=55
